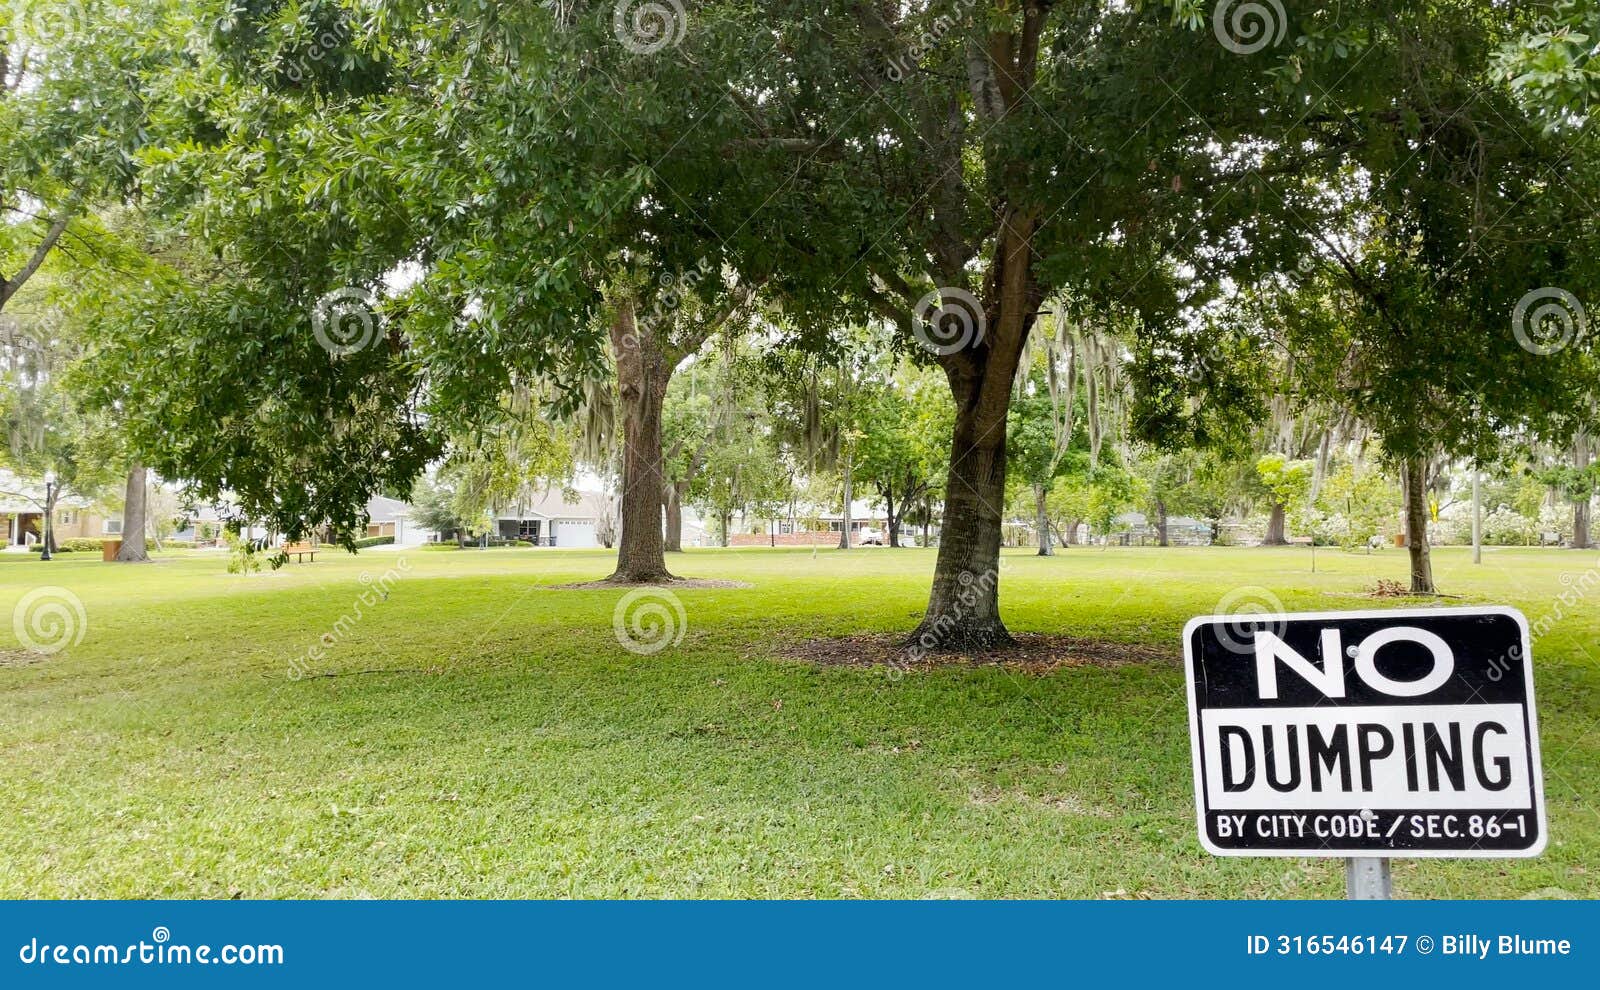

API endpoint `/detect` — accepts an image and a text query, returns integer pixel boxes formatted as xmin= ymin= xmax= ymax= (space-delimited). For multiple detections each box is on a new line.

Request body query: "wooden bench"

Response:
xmin=281 ymin=541 xmax=318 ymax=563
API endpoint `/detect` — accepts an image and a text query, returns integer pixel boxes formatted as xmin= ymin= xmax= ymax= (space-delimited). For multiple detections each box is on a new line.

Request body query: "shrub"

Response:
xmin=61 ymin=538 xmax=107 ymax=552
xmin=224 ymin=531 xmax=263 ymax=574
xmin=351 ymin=535 xmax=396 ymax=550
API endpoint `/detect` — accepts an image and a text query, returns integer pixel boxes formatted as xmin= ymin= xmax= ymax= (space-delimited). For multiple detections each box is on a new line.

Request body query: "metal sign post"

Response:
xmin=1344 ymin=857 xmax=1392 ymax=900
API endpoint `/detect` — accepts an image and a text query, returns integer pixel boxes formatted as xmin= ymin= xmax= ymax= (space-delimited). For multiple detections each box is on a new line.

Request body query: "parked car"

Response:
xmin=858 ymin=527 xmax=886 ymax=546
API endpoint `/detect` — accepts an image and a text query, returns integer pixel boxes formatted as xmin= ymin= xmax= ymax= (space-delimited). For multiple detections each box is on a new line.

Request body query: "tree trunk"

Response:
xmin=1264 ymin=503 xmax=1288 ymax=545
xmin=909 ymin=233 xmax=1035 ymax=649
xmin=1155 ymin=497 xmax=1169 ymax=547
xmin=1403 ymin=457 xmax=1435 ymax=594
xmin=1035 ymin=484 xmax=1052 ymax=556
xmin=885 ymin=487 xmax=900 ymax=548
xmin=1064 ymin=517 xmax=1082 ymax=546
xmin=663 ymin=482 xmax=685 ymax=552
xmin=838 ymin=452 xmax=853 ymax=549
xmin=115 ymin=464 xmax=151 ymax=562
xmin=607 ymin=301 xmax=674 ymax=583
xmin=43 ymin=487 xmax=58 ymax=553
xmin=923 ymin=497 xmax=931 ymax=549
xmin=1574 ymin=437 xmax=1593 ymax=549
xmin=719 ymin=511 xmax=731 ymax=548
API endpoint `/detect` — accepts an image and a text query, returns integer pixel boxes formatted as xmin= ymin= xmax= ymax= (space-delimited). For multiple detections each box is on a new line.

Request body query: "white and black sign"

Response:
xmin=1183 ymin=606 xmax=1545 ymax=858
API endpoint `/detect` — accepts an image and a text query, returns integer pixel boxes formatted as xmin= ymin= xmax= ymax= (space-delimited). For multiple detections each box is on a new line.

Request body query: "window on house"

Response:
xmin=56 ymin=511 xmax=75 ymax=525
xmin=103 ymin=519 xmax=123 ymax=535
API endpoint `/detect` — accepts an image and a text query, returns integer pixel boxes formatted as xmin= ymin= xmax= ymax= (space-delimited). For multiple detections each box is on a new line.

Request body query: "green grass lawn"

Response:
xmin=1 ymin=542 xmax=1596 ymax=899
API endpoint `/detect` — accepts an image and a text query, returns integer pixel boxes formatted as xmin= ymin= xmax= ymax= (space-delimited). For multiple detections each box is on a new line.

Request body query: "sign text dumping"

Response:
xmin=1183 ymin=607 xmax=1545 ymax=857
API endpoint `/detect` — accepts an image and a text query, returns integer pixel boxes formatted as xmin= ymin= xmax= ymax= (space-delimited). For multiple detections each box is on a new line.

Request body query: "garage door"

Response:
xmin=555 ymin=521 xmax=597 ymax=548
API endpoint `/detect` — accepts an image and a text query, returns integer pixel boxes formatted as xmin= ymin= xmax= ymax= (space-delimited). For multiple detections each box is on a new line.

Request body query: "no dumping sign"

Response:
xmin=1183 ymin=606 xmax=1546 ymax=858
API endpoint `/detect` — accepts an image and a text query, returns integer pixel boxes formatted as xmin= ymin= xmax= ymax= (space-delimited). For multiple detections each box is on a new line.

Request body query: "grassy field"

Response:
xmin=0 ymin=542 xmax=1596 ymax=899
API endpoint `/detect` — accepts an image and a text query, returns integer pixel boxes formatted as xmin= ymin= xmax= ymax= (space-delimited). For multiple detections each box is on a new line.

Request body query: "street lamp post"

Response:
xmin=41 ymin=472 xmax=55 ymax=562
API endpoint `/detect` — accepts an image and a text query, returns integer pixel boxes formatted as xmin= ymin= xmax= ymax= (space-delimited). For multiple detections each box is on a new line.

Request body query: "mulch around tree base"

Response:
xmin=771 ymin=633 xmax=1178 ymax=674
xmin=545 ymin=578 xmax=754 ymax=590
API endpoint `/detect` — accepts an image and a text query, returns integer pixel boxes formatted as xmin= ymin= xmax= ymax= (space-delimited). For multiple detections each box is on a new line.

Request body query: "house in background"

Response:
xmin=730 ymin=498 xmax=928 ymax=547
xmin=0 ymin=472 xmax=121 ymax=550
xmin=365 ymin=494 xmax=434 ymax=547
xmin=489 ymin=489 xmax=610 ymax=547
xmin=1105 ymin=512 xmax=1218 ymax=547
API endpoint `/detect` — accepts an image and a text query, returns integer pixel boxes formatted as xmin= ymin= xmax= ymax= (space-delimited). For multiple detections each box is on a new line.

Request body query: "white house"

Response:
xmin=364 ymin=494 xmax=434 ymax=547
xmin=489 ymin=488 xmax=611 ymax=548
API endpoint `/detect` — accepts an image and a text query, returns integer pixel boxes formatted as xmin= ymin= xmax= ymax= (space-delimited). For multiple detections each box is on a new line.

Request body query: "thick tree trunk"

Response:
xmin=1155 ymin=497 xmax=1169 ymax=548
xmin=909 ymin=364 xmax=1015 ymax=649
xmin=1064 ymin=517 xmax=1082 ymax=546
xmin=1263 ymin=503 xmax=1287 ymax=545
xmin=719 ymin=511 xmax=731 ymax=548
xmin=908 ymin=206 xmax=1038 ymax=650
xmin=663 ymin=482 xmax=685 ymax=552
xmin=1403 ymin=457 xmax=1435 ymax=594
xmin=115 ymin=464 xmax=151 ymax=562
xmin=607 ymin=301 xmax=674 ymax=583
xmin=1035 ymin=484 xmax=1052 ymax=556
xmin=885 ymin=487 xmax=900 ymax=548
xmin=838 ymin=453 xmax=853 ymax=549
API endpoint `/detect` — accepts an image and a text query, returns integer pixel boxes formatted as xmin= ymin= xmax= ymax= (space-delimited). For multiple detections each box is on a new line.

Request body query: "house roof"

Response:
xmin=0 ymin=471 xmax=97 ymax=514
xmin=496 ymin=488 xmax=609 ymax=521
xmin=366 ymin=494 xmax=414 ymax=523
